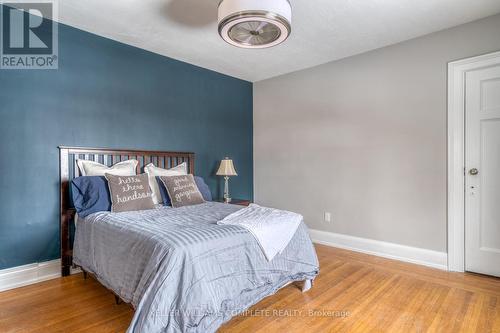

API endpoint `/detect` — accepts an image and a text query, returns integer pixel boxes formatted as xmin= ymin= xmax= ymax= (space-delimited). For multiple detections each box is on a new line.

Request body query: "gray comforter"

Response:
xmin=73 ymin=202 xmax=319 ymax=333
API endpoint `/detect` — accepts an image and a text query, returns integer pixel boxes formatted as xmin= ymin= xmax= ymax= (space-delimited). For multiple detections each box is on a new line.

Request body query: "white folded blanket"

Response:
xmin=217 ymin=203 xmax=302 ymax=261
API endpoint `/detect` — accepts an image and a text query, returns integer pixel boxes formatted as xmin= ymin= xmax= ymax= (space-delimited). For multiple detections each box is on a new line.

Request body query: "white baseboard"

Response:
xmin=0 ymin=259 xmax=81 ymax=292
xmin=0 ymin=259 xmax=61 ymax=292
xmin=309 ymin=229 xmax=448 ymax=270
xmin=0 ymin=231 xmax=447 ymax=292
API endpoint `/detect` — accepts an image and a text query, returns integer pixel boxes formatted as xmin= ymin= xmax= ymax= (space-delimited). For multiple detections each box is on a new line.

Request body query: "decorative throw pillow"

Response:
xmin=77 ymin=159 xmax=138 ymax=176
xmin=144 ymin=162 xmax=187 ymax=204
xmin=104 ymin=173 xmax=155 ymax=213
xmin=157 ymin=176 xmax=212 ymax=206
xmin=159 ymin=174 xmax=205 ymax=208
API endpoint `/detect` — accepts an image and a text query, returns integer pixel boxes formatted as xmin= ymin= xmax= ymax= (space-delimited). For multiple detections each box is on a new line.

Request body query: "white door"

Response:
xmin=465 ymin=65 xmax=500 ymax=277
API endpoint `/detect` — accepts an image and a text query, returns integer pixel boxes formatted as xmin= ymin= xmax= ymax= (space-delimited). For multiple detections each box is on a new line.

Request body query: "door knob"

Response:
xmin=469 ymin=168 xmax=479 ymax=175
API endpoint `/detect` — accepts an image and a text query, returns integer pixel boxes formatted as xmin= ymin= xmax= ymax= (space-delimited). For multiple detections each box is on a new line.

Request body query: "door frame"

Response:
xmin=447 ymin=50 xmax=500 ymax=272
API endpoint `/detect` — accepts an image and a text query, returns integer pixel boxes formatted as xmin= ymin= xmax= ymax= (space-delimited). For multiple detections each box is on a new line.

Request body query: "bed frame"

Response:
xmin=59 ymin=146 xmax=195 ymax=276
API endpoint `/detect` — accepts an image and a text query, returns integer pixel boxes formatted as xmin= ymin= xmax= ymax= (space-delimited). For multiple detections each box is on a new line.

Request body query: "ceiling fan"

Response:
xmin=218 ymin=0 xmax=292 ymax=49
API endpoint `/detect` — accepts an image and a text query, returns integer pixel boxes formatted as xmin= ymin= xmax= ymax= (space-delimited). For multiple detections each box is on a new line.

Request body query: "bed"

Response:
xmin=59 ymin=146 xmax=319 ymax=333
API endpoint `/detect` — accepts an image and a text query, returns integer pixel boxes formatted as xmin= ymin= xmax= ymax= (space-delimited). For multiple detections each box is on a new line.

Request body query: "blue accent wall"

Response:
xmin=0 ymin=20 xmax=253 ymax=269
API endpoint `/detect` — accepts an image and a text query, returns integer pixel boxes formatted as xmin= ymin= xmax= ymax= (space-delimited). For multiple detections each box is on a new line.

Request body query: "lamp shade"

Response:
xmin=216 ymin=157 xmax=237 ymax=176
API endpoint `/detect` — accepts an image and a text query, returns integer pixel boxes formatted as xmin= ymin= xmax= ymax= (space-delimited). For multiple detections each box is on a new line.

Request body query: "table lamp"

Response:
xmin=216 ymin=157 xmax=237 ymax=203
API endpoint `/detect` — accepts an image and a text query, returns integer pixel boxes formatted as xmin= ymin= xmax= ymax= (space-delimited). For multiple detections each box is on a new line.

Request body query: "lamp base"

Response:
xmin=223 ymin=176 xmax=231 ymax=204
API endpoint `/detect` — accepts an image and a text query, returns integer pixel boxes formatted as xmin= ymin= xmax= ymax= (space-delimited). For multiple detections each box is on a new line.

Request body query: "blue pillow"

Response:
xmin=71 ymin=176 xmax=111 ymax=217
xmin=156 ymin=177 xmax=172 ymax=206
xmin=194 ymin=176 xmax=212 ymax=201
xmin=157 ymin=176 xmax=212 ymax=206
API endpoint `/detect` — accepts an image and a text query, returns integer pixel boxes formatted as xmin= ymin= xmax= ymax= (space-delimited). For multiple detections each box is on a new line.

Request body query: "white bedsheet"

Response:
xmin=218 ymin=203 xmax=302 ymax=261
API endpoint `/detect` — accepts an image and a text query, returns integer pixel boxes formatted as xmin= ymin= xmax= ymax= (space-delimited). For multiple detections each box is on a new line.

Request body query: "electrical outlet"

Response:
xmin=324 ymin=212 xmax=331 ymax=223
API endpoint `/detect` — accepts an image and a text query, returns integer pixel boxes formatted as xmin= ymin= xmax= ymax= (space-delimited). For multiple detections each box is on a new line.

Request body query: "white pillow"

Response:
xmin=144 ymin=162 xmax=187 ymax=204
xmin=77 ymin=159 xmax=138 ymax=176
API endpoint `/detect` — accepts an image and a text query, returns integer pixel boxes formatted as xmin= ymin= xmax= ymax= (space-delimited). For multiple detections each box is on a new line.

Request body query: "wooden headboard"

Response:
xmin=59 ymin=146 xmax=195 ymax=276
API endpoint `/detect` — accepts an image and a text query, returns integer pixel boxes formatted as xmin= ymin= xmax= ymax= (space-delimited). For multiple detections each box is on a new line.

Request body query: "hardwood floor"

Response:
xmin=1 ymin=244 xmax=499 ymax=332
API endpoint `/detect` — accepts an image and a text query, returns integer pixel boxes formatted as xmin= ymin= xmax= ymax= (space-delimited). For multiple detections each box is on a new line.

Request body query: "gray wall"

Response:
xmin=253 ymin=14 xmax=500 ymax=252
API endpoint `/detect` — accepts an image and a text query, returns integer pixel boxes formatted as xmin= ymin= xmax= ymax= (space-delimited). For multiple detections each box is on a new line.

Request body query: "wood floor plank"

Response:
xmin=0 ymin=244 xmax=499 ymax=332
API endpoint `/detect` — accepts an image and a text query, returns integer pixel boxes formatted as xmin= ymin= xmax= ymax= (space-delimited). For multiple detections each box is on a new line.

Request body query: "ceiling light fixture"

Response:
xmin=218 ymin=0 xmax=292 ymax=49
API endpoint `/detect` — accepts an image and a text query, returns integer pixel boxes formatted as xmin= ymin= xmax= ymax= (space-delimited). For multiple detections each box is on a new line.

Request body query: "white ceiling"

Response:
xmin=54 ymin=0 xmax=500 ymax=82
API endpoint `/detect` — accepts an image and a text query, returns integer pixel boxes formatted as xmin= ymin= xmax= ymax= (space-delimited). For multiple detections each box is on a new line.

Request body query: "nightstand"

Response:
xmin=215 ymin=199 xmax=252 ymax=206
